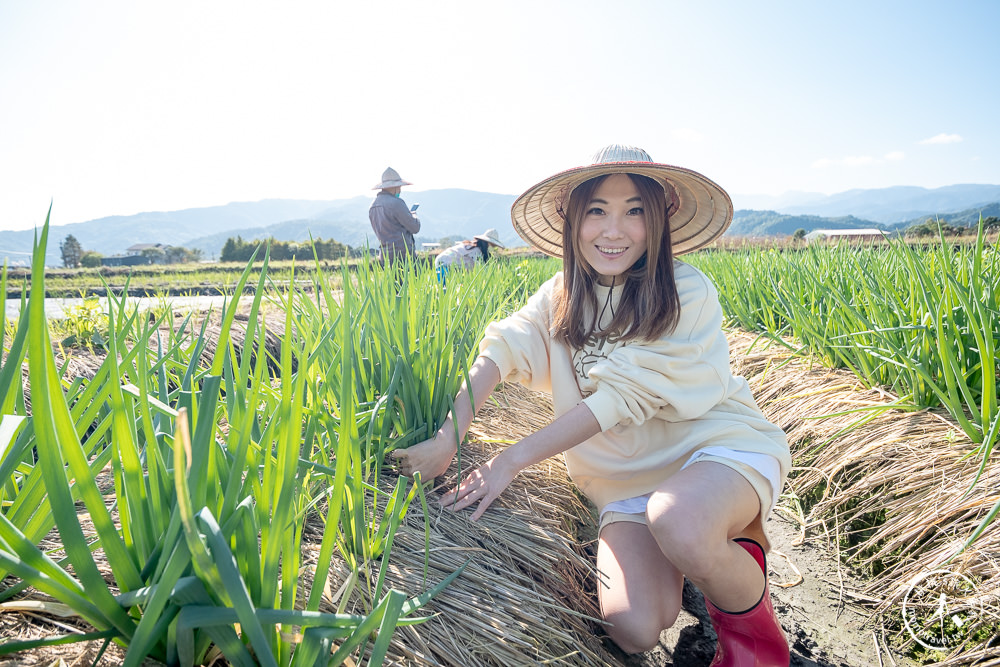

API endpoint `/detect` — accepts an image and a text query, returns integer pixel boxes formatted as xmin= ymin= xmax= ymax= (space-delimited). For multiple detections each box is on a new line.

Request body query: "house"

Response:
xmin=101 ymin=254 xmax=151 ymax=267
xmin=804 ymin=229 xmax=885 ymax=243
xmin=101 ymin=242 xmax=171 ymax=266
xmin=126 ymin=242 xmax=168 ymax=256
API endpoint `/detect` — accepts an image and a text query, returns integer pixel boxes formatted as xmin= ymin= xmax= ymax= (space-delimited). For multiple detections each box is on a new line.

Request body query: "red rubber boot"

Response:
xmin=705 ymin=538 xmax=790 ymax=667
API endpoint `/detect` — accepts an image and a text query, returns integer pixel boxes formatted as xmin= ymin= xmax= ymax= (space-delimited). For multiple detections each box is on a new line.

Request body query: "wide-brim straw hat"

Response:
xmin=511 ymin=144 xmax=733 ymax=257
xmin=473 ymin=228 xmax=505 ymax=248
xmin=373 ymin=167 xmax=412 ymax=190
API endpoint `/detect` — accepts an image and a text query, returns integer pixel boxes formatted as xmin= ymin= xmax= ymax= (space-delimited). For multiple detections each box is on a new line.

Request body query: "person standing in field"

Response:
xmin=394 ymin=145 xmax=792 ymax=665
xmin=433 ymin=228 xmax=505 ymax=283
xmin=369 ymin=167 xmax=420 ymax=265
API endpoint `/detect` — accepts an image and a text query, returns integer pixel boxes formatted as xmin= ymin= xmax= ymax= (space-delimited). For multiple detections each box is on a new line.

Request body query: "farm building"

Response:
xmin=101 ymin=242 xmax=171 ymax=266
xmin=803 ymin=228 xmax=885 ymax=243
xmin=100 ymin=254 xmax=151 ymax=267
xmin=126 ymin=242 xmax=168 ymax=256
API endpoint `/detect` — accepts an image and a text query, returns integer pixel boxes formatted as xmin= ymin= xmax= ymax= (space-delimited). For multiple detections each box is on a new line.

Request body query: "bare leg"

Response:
xmin=597 ymin=521 xmax=683 ymax=654
xmin=645 ymin=461 xmax=765 ymax=612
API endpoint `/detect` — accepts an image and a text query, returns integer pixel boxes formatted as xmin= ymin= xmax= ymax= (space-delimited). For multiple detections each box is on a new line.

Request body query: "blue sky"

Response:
xmin=1 ymin=0 xmax=997 ymax=231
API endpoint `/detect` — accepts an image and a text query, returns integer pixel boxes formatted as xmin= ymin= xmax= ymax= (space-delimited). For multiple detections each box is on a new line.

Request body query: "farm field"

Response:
xmin=4 ymin=250 xmax=548 ymax=300
xmin=4 ymin=259 xmax=352 ymax=299
xmin=0 ymin=224 xmax=997 ymax=666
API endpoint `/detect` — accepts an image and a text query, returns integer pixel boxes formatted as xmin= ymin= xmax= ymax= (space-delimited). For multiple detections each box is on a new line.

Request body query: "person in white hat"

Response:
xmin=433 ymin=228 xmax=505 ymax=283
xmin=393 ymin=145 xmax=791 ymax=664
xmin=369 ymin=167 xmax=420 ymax=265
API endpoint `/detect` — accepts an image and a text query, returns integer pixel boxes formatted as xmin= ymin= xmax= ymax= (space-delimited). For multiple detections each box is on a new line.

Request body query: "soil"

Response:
xmin=613 ymin=513 xmax=920 ymax=667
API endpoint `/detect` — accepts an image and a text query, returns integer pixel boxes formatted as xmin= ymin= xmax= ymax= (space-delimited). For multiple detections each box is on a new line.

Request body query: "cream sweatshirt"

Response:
xmin=478 ymin=261 xmax=791 ymax=514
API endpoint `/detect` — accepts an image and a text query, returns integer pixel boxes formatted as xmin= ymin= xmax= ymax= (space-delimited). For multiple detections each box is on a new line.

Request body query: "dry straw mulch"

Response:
xmin=311 ymin=382 xmax=613 ymax=666
xmin=728 ymin=330 xmax=1000 ymax=664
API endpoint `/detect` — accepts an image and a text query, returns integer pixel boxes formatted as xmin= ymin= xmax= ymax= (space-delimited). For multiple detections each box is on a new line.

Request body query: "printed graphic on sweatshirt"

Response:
xmin=573 ymin=331 xmax=625 ymax=396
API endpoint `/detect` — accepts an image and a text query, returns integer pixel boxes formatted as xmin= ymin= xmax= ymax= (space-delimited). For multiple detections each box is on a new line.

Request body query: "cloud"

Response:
xmin=919 ymin=133 xmax=963 ymax=145
xmin=884 ymin=151 xmax=905 ymax=161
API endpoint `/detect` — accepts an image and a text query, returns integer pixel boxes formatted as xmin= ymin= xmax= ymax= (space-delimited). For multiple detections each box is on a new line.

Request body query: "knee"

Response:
xmin=600 ymin=587 xmax=680 ymax=654
xmin=646 ymin=494 xmax=723 ymax=580
xmin=645 ymin=492 xmax=700 ymax=555
xmin=604 ymin=608 xmax=670 ymax=654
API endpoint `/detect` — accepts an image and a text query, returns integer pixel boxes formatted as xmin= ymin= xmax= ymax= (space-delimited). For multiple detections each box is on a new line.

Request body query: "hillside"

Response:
xmin=931 ymin=201 xmax=1000 ymax=226
xmin=182 ymin=190 xmax=519 ymax=259
xmin=730 ymin=201 xmax=1000 ymax=238
xmin=2 ymin=185 xmax=999 ymax=266
xmin=728 ymin=211 xmax=885 ymax=237
xmin=0 ymin=191 xmax=518 ymax=266
xmin=735 ymin=184 xmax=1000 ymax=223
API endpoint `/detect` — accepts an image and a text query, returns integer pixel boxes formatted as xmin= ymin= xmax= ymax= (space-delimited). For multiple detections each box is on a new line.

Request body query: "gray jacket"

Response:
xmin=369 ymin=192 xmax=420 ymax=261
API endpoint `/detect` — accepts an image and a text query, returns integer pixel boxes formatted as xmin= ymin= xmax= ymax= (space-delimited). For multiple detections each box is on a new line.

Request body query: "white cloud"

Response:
xmin=884 ymin=151 xmax=905 ymax=161
xmin=919 ymin=133 xmax=963 ymax=145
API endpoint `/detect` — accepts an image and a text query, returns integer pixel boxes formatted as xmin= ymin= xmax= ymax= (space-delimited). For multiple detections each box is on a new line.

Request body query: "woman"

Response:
xmin=434 ymin=228 xmax=505 ymax=282
xmin=394 ymin=145 xmax=791 ymax=665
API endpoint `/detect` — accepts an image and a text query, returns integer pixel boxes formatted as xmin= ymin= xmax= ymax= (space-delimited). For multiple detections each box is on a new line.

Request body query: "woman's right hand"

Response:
xmin=390 ymin=425 xmax=458 ymax=481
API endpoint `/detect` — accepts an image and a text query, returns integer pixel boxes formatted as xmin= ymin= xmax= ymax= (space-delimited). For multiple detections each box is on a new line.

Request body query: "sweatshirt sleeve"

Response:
xmin=581 ymin=266 xmax=732 ymax=430
xmin=478 ymin=274 xmax=558 ymax=391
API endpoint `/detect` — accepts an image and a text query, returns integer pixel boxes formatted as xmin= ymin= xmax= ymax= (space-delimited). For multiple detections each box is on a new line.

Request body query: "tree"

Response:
xmin=60 ymin=235 xmax=83 ymax=268
xmin=220 ymin=236 xmax=244 ymax=262
xmin=80 ymin=251 xmax=103 ymax=268
xmin=140 ymin=247 xmax=166 ymax=264
xmin=792 ymin=229 xmax=806 ymax=242
xmin=904 ymin=219 xmax=970 ymax=238
xmin=165 ymin=245 xmax=203 ymax=264
xmin=220 ymin=235 xmax=346 ymax=262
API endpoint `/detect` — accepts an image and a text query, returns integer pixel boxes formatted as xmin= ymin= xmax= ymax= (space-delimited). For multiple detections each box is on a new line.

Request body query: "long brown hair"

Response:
xmin=552 ymin=173 xmax=681 ymax=348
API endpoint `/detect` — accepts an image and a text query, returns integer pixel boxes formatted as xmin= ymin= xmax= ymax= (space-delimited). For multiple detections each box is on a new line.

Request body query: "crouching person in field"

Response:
xmin=394 ymin=145 xmax=792 ymax=666
xmin=434 ymin=228 xmax=505 ymax=284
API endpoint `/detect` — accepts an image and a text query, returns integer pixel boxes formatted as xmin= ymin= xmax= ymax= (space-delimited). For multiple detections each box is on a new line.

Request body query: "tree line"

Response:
xmin=219 ymin=236 xmax=347 ymax=262
xmin=56 ymin=234 xmax=348 ymax=268
xmin=903 ymin=216 xmax=1000 ymax=237
xmin=59 ymin=235 xmax=203 ymax=268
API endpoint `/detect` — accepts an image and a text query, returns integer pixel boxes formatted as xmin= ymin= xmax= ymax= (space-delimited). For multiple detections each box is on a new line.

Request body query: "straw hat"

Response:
xmin=510 ymin=144 xmax=733 ymax=257
xmin=373 ymin=167 xmax=412 ymax=190
xmin=473 ymin=228 xmax=505 ymax=247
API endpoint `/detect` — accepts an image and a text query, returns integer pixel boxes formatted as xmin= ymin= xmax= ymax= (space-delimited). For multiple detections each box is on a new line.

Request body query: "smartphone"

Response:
xmin=410 ymin=203 xmax=420 ymax=212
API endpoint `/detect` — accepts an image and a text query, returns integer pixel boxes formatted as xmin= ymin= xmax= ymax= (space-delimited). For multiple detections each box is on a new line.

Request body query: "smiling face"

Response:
xmin=576 ymin=174 xmax=649 ymax=286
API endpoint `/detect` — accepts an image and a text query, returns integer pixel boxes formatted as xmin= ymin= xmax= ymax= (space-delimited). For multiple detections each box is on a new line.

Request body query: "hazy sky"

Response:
xmin=2 ymin=0 xmax=997 ymax=231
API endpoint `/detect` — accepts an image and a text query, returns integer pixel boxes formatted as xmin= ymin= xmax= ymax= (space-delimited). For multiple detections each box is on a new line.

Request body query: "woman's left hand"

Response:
xmin=439 ymin=453 xmax=517 ymax=521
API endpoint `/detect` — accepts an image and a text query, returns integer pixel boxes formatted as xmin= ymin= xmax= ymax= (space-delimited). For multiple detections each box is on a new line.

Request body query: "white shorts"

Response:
xmin=599 ymin=446 xmax=782 ymax=526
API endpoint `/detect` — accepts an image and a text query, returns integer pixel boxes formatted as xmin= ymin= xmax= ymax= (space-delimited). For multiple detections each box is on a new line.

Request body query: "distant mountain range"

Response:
xmin=3 ymin=184 xmax=999 ymax=267
xmin=728 ymin=200 xmax=1000 ymax=237
xmin=735 ymin=184 xmax=1000 ymax=223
